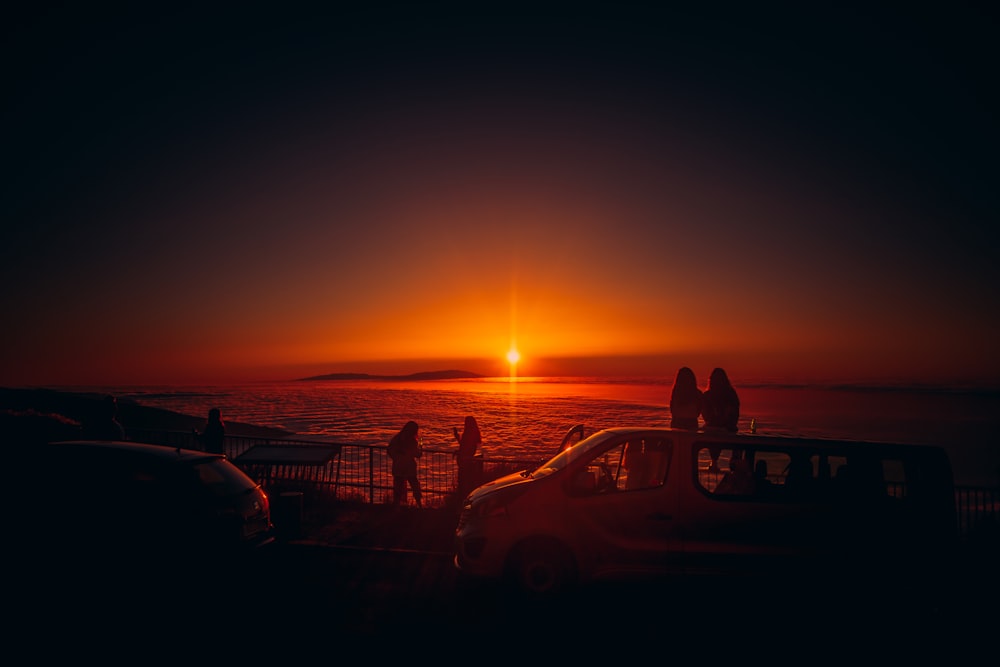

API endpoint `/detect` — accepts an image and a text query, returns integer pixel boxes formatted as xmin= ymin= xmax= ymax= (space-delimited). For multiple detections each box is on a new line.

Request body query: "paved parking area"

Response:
xmin=291 ymin=502 xmax=458 ymax=554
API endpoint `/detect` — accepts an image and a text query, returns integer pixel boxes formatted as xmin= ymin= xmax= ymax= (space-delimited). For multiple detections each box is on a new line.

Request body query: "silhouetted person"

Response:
xmin=703 ymin=367 xmax=740 ymax=431
xmin=702 ymin=368 xmax=739 ymax=471
xmin=84 ymin=394 xmax=125 ymax=440
xmin=388 ymin=420 xmax=423 ymax=507
xmin=453 ymin=415 xmax=483 ymax=497
xmin=669 ymin=366 xmax=703 ymax=429
xmin=199 ymin=407 xmax=226 ymax=455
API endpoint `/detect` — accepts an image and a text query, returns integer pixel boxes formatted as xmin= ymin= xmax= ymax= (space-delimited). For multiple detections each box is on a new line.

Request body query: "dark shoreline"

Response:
xmin=0 ymin=387 xmax=293 ymax=441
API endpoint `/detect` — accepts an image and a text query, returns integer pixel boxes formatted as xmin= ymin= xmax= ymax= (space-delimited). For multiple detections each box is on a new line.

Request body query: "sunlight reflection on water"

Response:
xmin=119 ymin=378 xmax=675 ymax=457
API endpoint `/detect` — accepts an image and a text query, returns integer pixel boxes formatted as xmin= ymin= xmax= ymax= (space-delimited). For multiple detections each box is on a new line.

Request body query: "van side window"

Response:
xmin=697 ymin=445 xmax=791 ymax=497
xmin=784 ymin=453 xmax=815 ymax=494
xmin=622 ymin=438 xmax=672 ymax=490
xmin=695 ymin=442 xmax=914 ymax=504
xmin=572 ymin=438 xmax=673 ymax=496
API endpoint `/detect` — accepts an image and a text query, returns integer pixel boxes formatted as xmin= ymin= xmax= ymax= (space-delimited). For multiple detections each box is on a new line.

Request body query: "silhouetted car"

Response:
xmin=32 ymin=440 xmax=274 ymax=564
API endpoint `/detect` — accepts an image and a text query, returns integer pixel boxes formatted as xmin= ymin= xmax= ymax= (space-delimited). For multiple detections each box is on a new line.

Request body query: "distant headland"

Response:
xmin=296 ymin=370 xmax=484 ymax=382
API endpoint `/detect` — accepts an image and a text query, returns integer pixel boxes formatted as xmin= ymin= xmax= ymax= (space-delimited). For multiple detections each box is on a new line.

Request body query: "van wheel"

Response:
xmin=506 ymin=538 xmax=576 ymax=596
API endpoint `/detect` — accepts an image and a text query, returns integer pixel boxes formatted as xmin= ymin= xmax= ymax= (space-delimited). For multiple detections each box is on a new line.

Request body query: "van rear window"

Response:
xmin=694 ymin=442 xmax=932 ymax=504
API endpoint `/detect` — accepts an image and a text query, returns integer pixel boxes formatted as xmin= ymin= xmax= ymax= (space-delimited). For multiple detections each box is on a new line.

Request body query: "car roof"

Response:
xmin=48 ymin=439 xmax=223 ymax=464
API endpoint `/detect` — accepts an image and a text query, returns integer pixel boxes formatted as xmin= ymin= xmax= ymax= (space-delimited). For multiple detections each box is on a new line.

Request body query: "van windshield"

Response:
xmin=530 ymin=431 xmax=617 ymax=479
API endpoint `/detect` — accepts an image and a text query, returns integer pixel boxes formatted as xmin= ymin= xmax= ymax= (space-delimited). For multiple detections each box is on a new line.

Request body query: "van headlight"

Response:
xmin=474 ymin=494 xmax=510 ymax=519
xmin=470 ymin=485 xmax=531 ymax=520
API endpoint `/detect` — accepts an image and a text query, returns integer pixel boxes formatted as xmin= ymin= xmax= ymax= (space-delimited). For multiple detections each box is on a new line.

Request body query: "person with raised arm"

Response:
xmin=453 ymin=415 xmax=483 ymax=497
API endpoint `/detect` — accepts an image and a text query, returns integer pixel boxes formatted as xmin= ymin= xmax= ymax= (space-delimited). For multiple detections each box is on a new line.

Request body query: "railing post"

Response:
xmin=369 ymin=446 xmax=376 ymax=504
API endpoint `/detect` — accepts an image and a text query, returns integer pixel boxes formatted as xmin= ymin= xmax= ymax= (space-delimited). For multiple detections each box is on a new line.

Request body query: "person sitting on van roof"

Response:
xmin=702 ymin=368 xmax=740 ymax=433
xmin=669 ymin=367 xmax=703 ymax=430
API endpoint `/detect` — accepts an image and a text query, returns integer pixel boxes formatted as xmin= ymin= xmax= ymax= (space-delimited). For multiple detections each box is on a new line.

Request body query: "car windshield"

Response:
xmin=529 ymin=430 xmax=618 ymax=480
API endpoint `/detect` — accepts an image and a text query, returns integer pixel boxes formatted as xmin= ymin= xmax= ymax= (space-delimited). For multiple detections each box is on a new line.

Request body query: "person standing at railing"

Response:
xmin=453 ymin=415 xmax=483 ymax=497
xmin=388 ymin=420 xmax=423 ymax=508
xmin=198 ymin=407 xmax=226 ymax=455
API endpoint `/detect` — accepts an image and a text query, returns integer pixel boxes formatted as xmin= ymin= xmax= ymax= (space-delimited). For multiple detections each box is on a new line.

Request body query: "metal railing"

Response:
xmin=128 ymin=428 xmax=542 ymax=509
xmin=956 ymin=485 xmax=1000 ymax=541
xmin=128 ymin=428 xmax=1000 ymax=540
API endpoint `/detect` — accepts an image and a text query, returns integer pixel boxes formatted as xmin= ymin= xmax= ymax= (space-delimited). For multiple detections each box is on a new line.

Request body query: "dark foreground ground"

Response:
xmin=17 ymin=500 xmax=996 ymax=663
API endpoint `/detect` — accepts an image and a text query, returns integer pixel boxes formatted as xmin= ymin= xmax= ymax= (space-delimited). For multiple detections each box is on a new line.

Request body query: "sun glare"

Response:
xmin=506 ymin=349 xmax=521 ymax=366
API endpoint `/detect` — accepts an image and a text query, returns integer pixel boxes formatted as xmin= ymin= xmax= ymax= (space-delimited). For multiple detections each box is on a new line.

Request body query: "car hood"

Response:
xmin=467 ymin=469 xmax=536 ymax=503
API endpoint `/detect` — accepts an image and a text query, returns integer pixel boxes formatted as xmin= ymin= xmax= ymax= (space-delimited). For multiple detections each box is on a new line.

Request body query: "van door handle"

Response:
xmin=647 ymin=512 xmax=673 ymax=520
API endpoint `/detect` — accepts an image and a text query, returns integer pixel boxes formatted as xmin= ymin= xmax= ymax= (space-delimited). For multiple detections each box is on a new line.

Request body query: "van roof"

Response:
xmin=600 ymin=426 xmax=948 ymax=454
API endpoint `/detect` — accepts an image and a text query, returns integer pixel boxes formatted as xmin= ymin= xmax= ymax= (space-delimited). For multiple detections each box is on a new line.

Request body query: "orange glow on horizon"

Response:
xmin=506 ymin=348 xmax=521 ymax=381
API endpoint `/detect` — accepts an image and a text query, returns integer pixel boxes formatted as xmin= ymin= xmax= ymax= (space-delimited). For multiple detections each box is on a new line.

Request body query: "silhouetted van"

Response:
xmin=455 ymin=428 xmax=957 ymax=596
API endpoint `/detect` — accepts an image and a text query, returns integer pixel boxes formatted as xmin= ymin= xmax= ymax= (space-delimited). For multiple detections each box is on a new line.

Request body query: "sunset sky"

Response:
xmin=4 ymin=4 xmax=998 ymax=387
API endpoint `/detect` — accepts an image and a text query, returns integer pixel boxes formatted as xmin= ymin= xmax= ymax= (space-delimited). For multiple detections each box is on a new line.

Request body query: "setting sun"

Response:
xmin=506 ymin=349 xmax=521 ymax=366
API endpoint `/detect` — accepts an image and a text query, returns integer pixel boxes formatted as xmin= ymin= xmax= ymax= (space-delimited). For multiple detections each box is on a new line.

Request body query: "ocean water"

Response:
xmin=103 ymin=377 xmax=1000 ymax=487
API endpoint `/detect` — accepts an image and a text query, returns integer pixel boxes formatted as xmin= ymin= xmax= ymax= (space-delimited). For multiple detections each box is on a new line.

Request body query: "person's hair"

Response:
xmin=709 ymin=367 xmax=732 ymax=390
xmin=671 ymin=367 xmax=700 ymax=401
xmin=674 ymin=366 xmax=696 ymax=387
